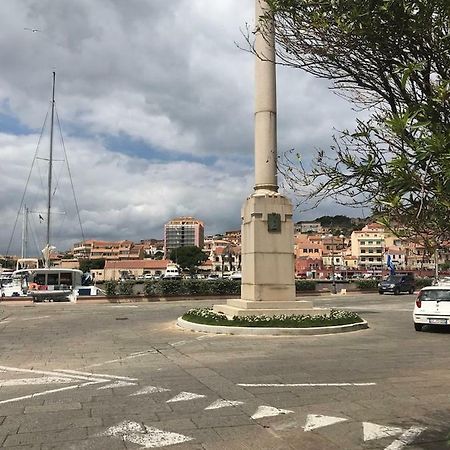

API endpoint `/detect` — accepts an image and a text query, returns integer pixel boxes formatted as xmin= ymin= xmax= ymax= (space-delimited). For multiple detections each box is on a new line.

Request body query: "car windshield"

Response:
xmin=385 ymin=276 xmax=402 ymax=282
xmin=419 ymin=289 xmax=450 ymax=301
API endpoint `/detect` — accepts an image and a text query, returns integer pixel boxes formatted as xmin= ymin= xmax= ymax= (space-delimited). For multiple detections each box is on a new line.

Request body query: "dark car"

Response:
xmin=378 ymin=274 xmax=415 ymax=295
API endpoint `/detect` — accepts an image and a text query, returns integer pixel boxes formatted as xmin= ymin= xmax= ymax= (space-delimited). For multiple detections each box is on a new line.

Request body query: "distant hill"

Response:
xmin=314 ymin=215 xmax=369 ymax=235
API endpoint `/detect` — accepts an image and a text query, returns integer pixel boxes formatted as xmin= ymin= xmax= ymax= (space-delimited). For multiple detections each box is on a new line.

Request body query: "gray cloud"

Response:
xmin=0 ymin=0 xmax=360 ymax=255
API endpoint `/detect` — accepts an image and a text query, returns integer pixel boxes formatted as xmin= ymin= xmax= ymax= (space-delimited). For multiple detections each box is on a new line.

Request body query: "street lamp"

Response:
xmin=339 ymin=234 xmax=346 ymax=279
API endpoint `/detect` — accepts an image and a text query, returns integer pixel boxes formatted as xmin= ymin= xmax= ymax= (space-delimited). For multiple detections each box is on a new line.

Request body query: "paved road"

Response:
xmin=0 ymin=294 xmax=449 ymax=449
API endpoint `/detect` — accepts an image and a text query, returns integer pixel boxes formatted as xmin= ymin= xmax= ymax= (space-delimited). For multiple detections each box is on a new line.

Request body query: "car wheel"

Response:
xmin=414 ymin=323 xmax=423 ymax=331
xmin=378 ymin=291 xmax=384 ymax=295
xmin=394 ymin=287 xmax=400 ymax=295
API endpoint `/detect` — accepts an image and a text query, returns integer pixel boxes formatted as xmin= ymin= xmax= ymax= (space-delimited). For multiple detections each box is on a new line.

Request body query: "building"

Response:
xmin=351 ymin=223 xmax=385 ymax=270
xmin=294 ymin=221 xmax=323 ymax=234
xmin=164 ymin=217 xmax=204 ymax=258
xmin=73 ymin=240 xmax=144 ymax=260
xmin=102 ymin=260 xmax=171 ymax=281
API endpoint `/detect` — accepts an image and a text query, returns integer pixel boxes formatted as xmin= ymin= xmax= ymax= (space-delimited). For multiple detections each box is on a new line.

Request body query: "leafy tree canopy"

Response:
xmin=169 ymin=246 xmax=207 ymax=271
xmin=79 ymin=258 xmax=106 ymax=273
xmin=259 ymin=0 xmax=449 ymax=250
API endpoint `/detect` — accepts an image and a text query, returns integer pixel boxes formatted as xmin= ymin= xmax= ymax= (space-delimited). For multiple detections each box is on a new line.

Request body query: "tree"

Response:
xmin=169 ymin=246 xmax=207 ymax=273
xmin=256 ymin=0 xmax=449 ymax=251
xmin=78 ymin=258 xmax=105 ymax=273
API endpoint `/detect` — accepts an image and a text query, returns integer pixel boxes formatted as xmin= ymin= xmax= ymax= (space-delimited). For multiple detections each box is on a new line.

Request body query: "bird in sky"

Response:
xmin=24 ymin=27 xmax=41 ymax=33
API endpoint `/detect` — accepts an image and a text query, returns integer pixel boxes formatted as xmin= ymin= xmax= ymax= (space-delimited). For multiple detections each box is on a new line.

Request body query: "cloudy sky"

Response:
xmin=0 ymin=0 xmax=359 ymax=256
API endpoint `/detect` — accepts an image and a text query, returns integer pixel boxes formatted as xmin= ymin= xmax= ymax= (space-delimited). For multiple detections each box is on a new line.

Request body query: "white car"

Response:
xmin=413 ymin=283 xmax=450 ymax=331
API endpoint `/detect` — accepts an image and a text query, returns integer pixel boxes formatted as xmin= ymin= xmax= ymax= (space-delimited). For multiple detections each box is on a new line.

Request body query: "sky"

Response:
xmin=0 ymin=0 xmax=360 ymax=256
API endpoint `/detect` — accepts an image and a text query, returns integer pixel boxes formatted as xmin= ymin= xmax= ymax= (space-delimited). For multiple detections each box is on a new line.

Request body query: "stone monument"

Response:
xmin=214 ymin=0 xmax=323 ymax=318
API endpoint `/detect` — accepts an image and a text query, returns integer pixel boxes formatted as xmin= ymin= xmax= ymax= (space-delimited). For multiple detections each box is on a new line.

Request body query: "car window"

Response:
xmin=419 ymin=290 xmax=450 ymax=301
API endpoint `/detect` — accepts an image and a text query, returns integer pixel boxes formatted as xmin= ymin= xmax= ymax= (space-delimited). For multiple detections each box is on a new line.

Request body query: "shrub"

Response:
xmin=355 ymin=279 xmax=378 ymax=290
xmin=104 ymin=280 xmax=118 ymax=297
xmin=416 ymin=278 xmax=433 ymax=289
xmin=295 ymin=280 xmax=316 ymax=292
xmin=117 ymin=281 xmax=134 ymax=296
xmin=142 ymin=279 xmax=241 ymax=297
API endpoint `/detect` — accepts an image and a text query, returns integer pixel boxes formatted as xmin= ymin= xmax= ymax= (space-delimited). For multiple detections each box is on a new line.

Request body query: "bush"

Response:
xmin=355 ymin=279 xmax=378 ymax=290
xmin=295 ymin=280 xmax=316 ymax=292
xmin=117 ymin=281 xmax=134 ymax=296
xmin=182 ymin=307 xmax=363 ymax=328
xmin=142 ymin=279 xmax=241 ymax=297
xmin=104 ymin=280 xmax=118 ymax=296
xmin=416 ymin=278 xmax=433 ymax=289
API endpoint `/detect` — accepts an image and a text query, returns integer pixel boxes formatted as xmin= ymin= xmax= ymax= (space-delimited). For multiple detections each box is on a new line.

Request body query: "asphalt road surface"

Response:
xmin=0 ymin=293 xmax=449 ymax=449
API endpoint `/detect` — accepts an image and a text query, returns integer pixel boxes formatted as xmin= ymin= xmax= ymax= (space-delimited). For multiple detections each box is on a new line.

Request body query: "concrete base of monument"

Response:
xmin=177 ymin=317 xmax=369 ymax=336
xmin=212 ymin=299 xmax=330 ymax=319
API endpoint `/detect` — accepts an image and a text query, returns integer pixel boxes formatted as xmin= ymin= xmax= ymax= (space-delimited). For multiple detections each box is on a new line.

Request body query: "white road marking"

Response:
xmin=170 ymin=341 xmax=187 ymax=347
xmin=22 ymin=316 xmax=51 ymax=321
xmin=166 ymin=392 xmax=207 ymax=403
xmin=109 ymin=305 xmax=138 ymax=308
xmin=102 ymin=420 xmax=193 ymax=448
xmin=86 ymin=350 xmax=157 ymax=368
xmin=0 ymin=365 xmax=108 ymax=383
xmin=0 ymin=382 xmax=96 ymax=405
xmin=304 ymin=414 xmax=348 ymax=432
xmin=0 ymin=376 xmax=74 ymax=386
xmin=97 ymin=381 xmax=137 ymax=390
xmin=384 ymin=426 xmax=426 ymax=450
xmin=58 ymin=369 xmax=138 ymax=381
xmin=238 ymin=383 xmax=376 ymax=387
xmin=363 ymin=422 xmax=404 ymax=441
xmin=130 ymin=386 xmax=171 ymax=396
xmin=251 ymin=405 xmax=294 ymax=420
xmin=205 ymin=399 xmax=244 ymax=410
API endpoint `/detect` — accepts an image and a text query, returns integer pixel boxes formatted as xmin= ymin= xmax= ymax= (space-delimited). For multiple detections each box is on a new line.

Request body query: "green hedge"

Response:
xmin=104 ymin=280 xmax=118 ymax=296
xmin=143 ymin=279 xmax=241 ymax=297
xmin=295 ymin=280 xmax=316 ymax=291
xmin=416 ymin=278 xmax=433 ymax=289
xmin=354 ymin=279 xmax=379 ymax=290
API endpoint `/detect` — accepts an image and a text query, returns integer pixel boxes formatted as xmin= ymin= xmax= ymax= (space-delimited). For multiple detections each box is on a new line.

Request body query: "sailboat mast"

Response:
xmin=46 ymin=72 xmax=56 ymax=267
xmin=21 ymin=205 xmax=29 ymax=258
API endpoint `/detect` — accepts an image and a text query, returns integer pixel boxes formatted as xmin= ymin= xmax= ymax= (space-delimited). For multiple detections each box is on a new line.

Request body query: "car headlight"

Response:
xmin=389 ymin=284 xmax=395 ymax=288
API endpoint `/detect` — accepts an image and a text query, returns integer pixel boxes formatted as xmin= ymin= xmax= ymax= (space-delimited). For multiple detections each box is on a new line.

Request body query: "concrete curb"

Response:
xmin=177 ymin=317 xmax=369 ymax=336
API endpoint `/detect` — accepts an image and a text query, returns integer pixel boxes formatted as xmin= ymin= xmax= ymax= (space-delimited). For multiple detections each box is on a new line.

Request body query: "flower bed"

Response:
xmin=182 ymin=307 xmax=363 ymax=328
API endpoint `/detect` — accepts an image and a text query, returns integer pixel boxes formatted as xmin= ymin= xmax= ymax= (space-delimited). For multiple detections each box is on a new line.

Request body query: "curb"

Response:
xmin=176 ymin=317 xmax=369 ymax=336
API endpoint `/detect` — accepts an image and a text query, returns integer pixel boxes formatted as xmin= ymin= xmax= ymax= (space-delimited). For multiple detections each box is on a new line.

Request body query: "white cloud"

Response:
xmin=0 ymin=0 xmax=360 ymax=255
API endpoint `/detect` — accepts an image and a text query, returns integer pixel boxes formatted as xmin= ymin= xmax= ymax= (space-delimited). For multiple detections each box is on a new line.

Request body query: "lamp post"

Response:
xmin=339 ymin=234 xmax=346 ymax=280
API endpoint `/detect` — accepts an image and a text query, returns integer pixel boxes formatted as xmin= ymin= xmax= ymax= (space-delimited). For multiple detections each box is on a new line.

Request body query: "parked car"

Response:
xmin=229 ymin=272 xmax=242 ymax=280
xmin=378 ymin=274 xmax=415 ymax=295
xmin=206 ymin=273 xmax=220 ymax=281
xmin=413 ymin=282 xmax=450 ymax=331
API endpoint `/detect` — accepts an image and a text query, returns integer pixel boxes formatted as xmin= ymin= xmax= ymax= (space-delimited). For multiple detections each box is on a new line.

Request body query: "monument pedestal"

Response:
xmin=213 ymin=192 xmax=330 ymax=318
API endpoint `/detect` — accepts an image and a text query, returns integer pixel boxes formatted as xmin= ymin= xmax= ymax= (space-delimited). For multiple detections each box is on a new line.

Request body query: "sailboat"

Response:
xmin=1 ymin=73 xmax=95 ymax=301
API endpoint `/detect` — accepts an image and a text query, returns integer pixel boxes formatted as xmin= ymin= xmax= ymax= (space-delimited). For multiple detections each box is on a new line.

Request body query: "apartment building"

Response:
xmin=72 ymin=240 xmax=144 ymax=260
xmin=351 ymin=223 xmax=385 ymax=269
xmin=164 ymin=217 xmax=204 ymax=258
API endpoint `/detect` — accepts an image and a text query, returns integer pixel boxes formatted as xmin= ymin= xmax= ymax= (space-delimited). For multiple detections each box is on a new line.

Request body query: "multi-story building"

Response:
xmin=351 ymin=223 xmax=385 ymax=269
xmin=163 ymin=217 xmax=204 ymax=258
xmin=72 ymin=240 xmax=144 ymax=260
xmin=295 ymin=221 xmax=323 ymax=234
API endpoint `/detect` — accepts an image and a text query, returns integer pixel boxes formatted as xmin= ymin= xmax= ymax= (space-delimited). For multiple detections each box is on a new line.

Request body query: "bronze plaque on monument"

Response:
xmin=267 ymin=213 xmax=281 ymax=232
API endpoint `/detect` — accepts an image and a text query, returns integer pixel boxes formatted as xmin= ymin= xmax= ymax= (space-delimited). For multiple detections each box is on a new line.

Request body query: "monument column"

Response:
xmin=253 ymin=0 xmax=278 ymax=193
xmin=214 ymin=0 xmax=316 ymax=317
